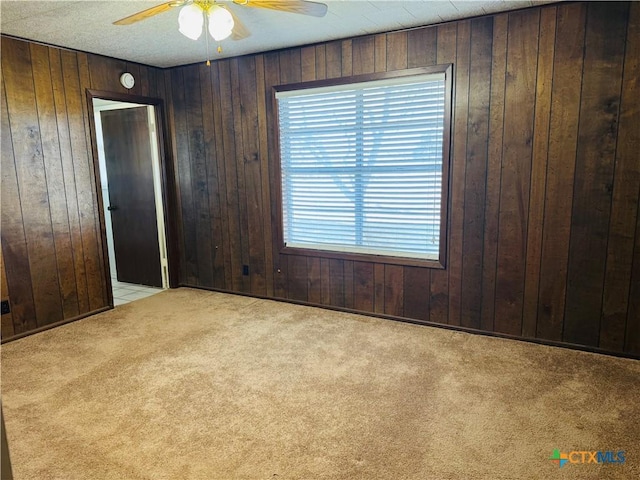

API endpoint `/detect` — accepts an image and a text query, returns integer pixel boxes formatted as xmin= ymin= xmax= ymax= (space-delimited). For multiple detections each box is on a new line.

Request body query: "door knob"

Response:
xmin=107 ymin=205 xmax=118 ymax=211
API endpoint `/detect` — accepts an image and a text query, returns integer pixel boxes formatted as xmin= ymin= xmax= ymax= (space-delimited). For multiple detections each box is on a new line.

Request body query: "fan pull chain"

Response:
xmin=204 ymin=11 xmax=211 ymax=66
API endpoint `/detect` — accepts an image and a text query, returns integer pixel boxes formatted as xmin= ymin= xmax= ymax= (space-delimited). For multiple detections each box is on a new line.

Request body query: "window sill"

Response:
xmin=280 ymin=245 xmax=446 ymax=269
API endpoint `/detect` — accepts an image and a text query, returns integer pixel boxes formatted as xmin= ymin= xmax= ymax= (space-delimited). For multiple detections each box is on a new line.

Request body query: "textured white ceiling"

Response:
xmin=0 ymin=0 xmax=558 ymax=68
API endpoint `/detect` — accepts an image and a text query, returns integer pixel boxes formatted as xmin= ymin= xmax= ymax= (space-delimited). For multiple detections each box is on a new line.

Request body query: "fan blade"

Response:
xmin=232 ymin=0 xmax=327 ymax=18
xmin=113 ymin=1 xmax=187 ymax=25
xmin=222 ymin=6 xmax=252 ymax=40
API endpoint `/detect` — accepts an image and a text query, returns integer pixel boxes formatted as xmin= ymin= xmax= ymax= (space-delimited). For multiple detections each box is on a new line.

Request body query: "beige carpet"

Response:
xmin=1 ymin=288 xmax=638 ymax=479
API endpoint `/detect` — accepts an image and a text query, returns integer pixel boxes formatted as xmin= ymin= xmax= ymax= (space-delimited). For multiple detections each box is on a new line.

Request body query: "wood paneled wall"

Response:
xmin=169 ymin=1 xmax=640 ymax=356
xmin=0 ymin=37 xmax=169 ymax=338
xmin=2 ymin=2 xmax=638 ymax=356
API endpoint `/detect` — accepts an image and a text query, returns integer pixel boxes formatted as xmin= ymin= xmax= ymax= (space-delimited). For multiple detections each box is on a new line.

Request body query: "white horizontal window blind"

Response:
xmin=276 ymin=73 xmax=446 ymax=260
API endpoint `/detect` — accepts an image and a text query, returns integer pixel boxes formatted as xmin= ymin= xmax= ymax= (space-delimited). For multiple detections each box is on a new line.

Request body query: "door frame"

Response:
xmin=86 ymin=90 xmax=180 ymax=303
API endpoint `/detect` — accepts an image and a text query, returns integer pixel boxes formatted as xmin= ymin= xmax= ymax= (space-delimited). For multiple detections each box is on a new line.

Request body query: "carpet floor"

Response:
xmin=1 ymin=288 xmax=639 ymax=479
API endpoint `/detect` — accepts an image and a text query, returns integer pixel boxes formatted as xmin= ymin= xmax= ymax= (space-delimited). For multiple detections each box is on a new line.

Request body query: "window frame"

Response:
xmin=272 ymin=65 xmax=453 ymax=269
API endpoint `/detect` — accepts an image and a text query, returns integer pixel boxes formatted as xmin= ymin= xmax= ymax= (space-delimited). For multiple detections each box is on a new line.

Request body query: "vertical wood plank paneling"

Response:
xmin=403 ymin=266 xmax=430 ymax=321
xmin=255 ymin=55 xmax=275 ymax=296
xmin=276 ymin=50 xmax=302 ymax=296
xmin=75 ymin=52 xmax=108 ymax=309
xmin=170 ymin=68 xmax=195 ymax=285
xmin=352 ymin=37 xmax=375 ymax=76
xmin=287 ymin=255 xmax=308 ymax=302
xmin=138 ymin=65 xmax=151 ymax=96
xmin=62 ymin=50 xmax=106 ymax=312
xmin=460 ymin=17 xmax=492 ymax=330
xmin=435 ymin=23 xmax=458 ymax=67
xmin=145 ymin=66 xmax=157 ymax=97
xmin=325 ymin=42 xmax=342 ymax=79
xmin=3 ymin=39 xmax=63 ymax=327
xmin=184 ymin=65 xmax=212 ymax=286
xmin=448 ymin=20 xmax=471 ymax=327
xmin=407 ymin=27 xmax=437 ymax=68
xmin=200 ymin=64 xmax=226 ymax=289
xmin=163 ymin=69 xmax=185 ymax=289
xmin=353 ymin=262 xmax=374 ymax=312
xmin=210 ymin=64 xmax=232 ymax=290
xmin=153 ymin=67 xmax=165 ymax=99
xmin=320 ymin=259 xmax=331 ymax=305
xmin=138 ymin=64 xmax=152 ymax=95
xmin=329 ymin=259 xmax=345 ymax=307
xmin=307 ymin=257 xmax=322 ymax=304
xmin=374 ymin=263 xmax=385 ymax=314
xmin=301 ymin=46 xmax=316 ymax=81
xmin=341 ymin=40 xmax=353 ymax=77
xmin=386 ymin=31 xmax=408 ymax=71
xmin=230 ymin=59 xmax=251 ymax=293
xmin=1 ymin=75 xmax=37 ymax=334
xmin=264 ymin=52 xmax=288 ymax=299
xmin=218 ymin=60 xmax=244 ymax=291
xmin=87 ymin=55 xmax=127 ymax=93
xmin=536 ymin=3 xmax=586 ymax=341
xmin=601 ymin=2 xmax=640 ymax=352
xmin=480 ymin=13 xmax=508 ymax=333
xmin=238 ymin=57 xmax=267 ymax=296
xmin=343 ymin=260 xmax=354 ymax=309
xmin=280 ymin=49 xmax=302 ymax=84
xmin=147 ymin=67 xmax=161 ymax=99
xmin=164 ymin=69 xmax=184 ymax=285
xmin=78 ymin=52 xmax=109 ymax=309
xmin=429 ymin=22 xmax=456 ymax=327
xmin=30 ymin=44 xmax=80 ymax=319
xmin=493 ymin=9 xmax=539 ymax=336
xmin=522 ymin=7 xmax=556 ymax=338
xmin=315 ymin=45 xmax=327 ymax=80
xmin=48 ymin=48 xmax=90 ymax=313
xmin=564 ymin=3 xmax=628 ymax=347
xmin=184 ymin=65 xmax=211 ymax=286
xmin=374 ymin=34 xmax=387 ymax=73
xmin=384 ymin=265 xmax=404 ymax=317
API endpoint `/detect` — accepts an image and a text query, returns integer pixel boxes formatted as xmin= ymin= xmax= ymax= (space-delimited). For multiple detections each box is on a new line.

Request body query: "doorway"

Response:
xmin=92 ymin=98 xmax=169 ymax=305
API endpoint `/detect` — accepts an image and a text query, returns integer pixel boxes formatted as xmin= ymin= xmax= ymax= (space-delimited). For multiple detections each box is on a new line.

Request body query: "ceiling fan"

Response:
xmin=114 ymin=0 xmax=329 ymax=43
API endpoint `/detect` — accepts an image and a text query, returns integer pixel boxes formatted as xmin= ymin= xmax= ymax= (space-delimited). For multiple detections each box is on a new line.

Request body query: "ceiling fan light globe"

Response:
xmin=178 ymin=4 xmax=204 ymax=40
xmin=208 ymin=6 xmax=234 ymax=41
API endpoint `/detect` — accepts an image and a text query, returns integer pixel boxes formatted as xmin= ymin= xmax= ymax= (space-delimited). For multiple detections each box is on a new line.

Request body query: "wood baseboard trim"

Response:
xmin=179 ymin=284 xmax=640 ymax=361
xmin=0 ymin=306 xmax=112 ymax=344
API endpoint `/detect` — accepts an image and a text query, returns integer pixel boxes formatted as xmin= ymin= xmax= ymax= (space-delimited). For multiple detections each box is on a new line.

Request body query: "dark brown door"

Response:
xmin=101 ymin=107 xmax=162 ymax=287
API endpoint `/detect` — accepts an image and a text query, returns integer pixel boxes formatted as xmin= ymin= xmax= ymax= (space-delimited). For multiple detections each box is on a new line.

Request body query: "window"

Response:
xmin=275 ymin=66 xmax=452 ymax=267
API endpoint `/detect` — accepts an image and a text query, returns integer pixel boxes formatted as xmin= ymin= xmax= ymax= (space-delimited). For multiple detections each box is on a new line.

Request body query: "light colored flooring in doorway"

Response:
xmin=112 ymin=277 xmax=163 ymax=306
